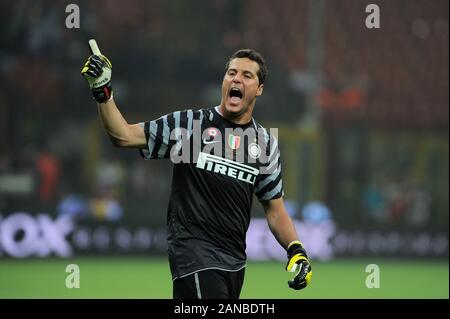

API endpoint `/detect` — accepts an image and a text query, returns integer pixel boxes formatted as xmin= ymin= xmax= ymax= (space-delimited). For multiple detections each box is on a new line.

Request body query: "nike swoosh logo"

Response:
xmin=203 ymin=139 xmax=221 ymax=145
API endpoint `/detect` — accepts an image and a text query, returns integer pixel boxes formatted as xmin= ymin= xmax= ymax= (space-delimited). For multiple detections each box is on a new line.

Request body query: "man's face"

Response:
xmin=221 ymin=58 xmax=264 ymax=116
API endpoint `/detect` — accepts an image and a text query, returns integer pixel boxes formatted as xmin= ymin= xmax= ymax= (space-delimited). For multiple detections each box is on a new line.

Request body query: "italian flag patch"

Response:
xmin=228 ymin=135 xmax=241 ymax=150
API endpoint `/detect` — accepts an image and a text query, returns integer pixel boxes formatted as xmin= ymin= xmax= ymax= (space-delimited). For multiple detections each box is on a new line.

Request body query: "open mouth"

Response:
xmin=229 ymin=87 xmax=243 ymax=105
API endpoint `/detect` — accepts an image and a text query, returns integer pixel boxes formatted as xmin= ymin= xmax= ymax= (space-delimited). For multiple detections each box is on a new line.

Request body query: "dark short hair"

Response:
xmin=225 ymin=49 xmax=267 ymax=85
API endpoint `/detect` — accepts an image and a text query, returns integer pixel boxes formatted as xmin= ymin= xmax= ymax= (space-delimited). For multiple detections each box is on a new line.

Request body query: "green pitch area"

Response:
xmin=0 ymin=257 xmax=447 ymax=299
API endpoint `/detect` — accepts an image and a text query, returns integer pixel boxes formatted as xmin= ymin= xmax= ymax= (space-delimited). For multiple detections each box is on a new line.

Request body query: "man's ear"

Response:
xmin=256 ymin=84 xmax=264 ymax=97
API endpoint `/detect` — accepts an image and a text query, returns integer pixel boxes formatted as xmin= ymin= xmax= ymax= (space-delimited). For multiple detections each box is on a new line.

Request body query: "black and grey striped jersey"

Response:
xmin=139 ymin=106 xmax=284 ymax=279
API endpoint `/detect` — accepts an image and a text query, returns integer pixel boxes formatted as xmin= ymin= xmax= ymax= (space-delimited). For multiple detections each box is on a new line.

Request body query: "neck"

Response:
xmin=218 ymin=103 xmax=254 ymax=125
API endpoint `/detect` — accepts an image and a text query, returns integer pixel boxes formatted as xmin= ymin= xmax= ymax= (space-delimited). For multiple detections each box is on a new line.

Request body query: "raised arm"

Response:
xmin=97 ymin=98 xmax=146 ymax=148
xmin=80 ymin=40 xmax=146 ymax=149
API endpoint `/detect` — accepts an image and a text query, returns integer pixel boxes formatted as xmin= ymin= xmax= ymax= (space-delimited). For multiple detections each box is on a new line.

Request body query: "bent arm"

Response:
xmin=262 ymin=197 xmax=299 ymax=249
xmin=97 ymin=98 xmax=146 ymax=148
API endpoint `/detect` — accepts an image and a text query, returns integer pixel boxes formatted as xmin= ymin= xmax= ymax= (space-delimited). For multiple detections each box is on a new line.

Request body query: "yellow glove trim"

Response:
xmin=100 ymin=55 xmax=112 ymax=68
xmin=305 ymin=270 xmax=313 ymax=285
xmin=287 ymin=240 xmax=303 ymax=250
xmin=286 ymin=254 xmax=309 ymax=272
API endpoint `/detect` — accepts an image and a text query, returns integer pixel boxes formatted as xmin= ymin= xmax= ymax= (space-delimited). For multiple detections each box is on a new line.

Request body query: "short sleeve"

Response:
xmin=139 ymin=109 xmax=201 ymax=160
xmin=254 ymin=134 xmax=284 ymax=201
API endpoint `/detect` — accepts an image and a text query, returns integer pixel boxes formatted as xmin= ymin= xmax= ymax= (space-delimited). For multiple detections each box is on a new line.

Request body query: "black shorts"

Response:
xmin=173 ymin=268 xmax=245 ymax=299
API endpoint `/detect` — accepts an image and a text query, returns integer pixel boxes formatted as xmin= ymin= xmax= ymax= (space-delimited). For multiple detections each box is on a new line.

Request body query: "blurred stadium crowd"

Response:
xmin=0 ymin=0 xmax=448 ymax=233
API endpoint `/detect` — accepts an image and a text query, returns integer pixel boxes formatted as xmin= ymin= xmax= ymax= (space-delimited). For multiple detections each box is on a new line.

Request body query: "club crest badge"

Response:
xmin=248 ymin=143 xmax=261 ymax=159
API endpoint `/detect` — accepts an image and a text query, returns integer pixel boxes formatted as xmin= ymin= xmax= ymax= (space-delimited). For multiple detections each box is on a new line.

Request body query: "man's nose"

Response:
xmin=232 ymin=74 xmax=242 ymax=83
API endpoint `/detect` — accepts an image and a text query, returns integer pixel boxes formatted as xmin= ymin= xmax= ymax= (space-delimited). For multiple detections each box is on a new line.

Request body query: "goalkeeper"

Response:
xmin=81 ymin=42 xmax=312 ymax=298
